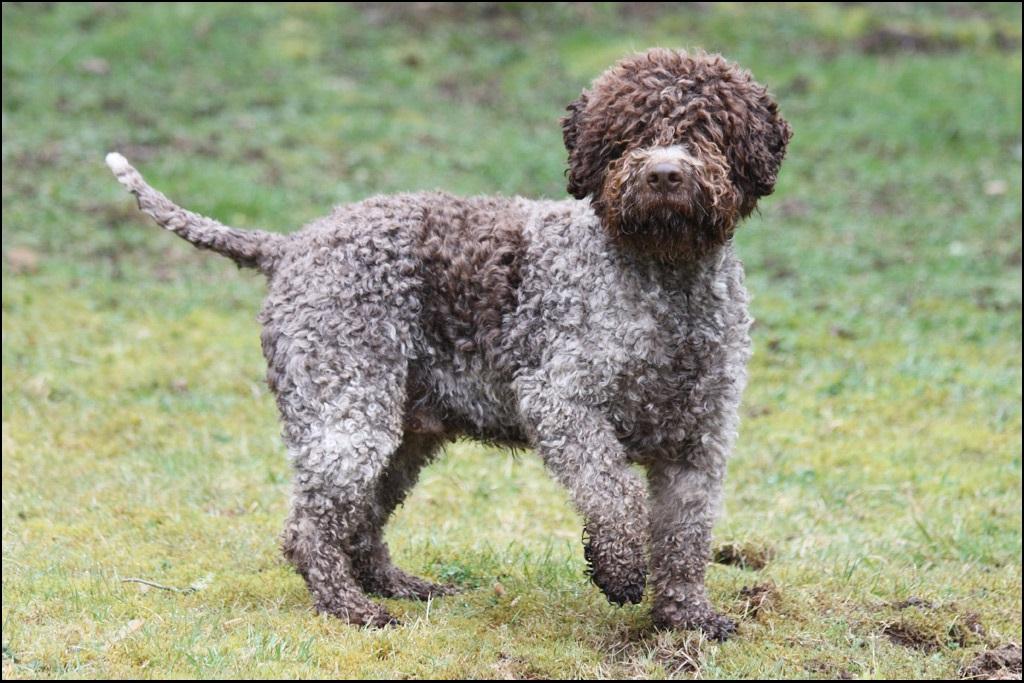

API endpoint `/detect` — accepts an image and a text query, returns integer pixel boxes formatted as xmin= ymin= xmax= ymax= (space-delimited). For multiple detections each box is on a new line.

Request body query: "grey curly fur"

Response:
xmin=106 ymin=48 xmax=790 ymax=638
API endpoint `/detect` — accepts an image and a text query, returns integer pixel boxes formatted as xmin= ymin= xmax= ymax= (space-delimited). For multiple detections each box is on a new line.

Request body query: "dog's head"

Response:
xmin=562 ymin=48 xmax=792 ymax=261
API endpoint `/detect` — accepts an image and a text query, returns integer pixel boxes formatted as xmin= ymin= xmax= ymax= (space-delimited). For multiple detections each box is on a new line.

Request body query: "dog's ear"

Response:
xmin=726 ymin=96 xmax=792 ymax=214
xmin=561 ymin=92 xmax=601 ymax=200
xmin=561 ymin=93 xmax=586 ymax=156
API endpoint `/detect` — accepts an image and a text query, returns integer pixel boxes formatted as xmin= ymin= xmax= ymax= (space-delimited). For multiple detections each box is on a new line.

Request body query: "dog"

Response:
xmin=106 ymin=48 xmax=791 ymax=639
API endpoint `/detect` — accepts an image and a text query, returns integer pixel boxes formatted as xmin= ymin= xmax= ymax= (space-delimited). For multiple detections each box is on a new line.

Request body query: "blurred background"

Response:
xmin=2 ymin=3 xmax=1021 ymax=679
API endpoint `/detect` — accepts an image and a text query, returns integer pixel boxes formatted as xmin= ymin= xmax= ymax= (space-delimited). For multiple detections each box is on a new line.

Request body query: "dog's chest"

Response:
xmin=523 ymin=213 xmax=751 ymax=455
xmin=490 ymin=203 xmax=753 ymax=456
xmin=589 ymin=269 xmax=737 ymax=441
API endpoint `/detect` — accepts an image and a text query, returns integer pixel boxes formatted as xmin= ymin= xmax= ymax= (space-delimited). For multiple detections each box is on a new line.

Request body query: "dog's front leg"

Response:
xmin=518 ymin=387 xmax=648 ymax=605
xmin=646 ymin=460 xmax=736 ymax=640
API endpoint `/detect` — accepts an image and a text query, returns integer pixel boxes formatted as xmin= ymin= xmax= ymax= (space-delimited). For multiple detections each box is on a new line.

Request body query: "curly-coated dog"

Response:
xmin=106 ymin=48 xmax=790 ymax=639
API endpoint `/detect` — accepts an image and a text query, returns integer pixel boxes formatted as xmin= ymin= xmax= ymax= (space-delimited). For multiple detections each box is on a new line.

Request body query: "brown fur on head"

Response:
xmin=561 ymin=48 xmax=792 ymax=262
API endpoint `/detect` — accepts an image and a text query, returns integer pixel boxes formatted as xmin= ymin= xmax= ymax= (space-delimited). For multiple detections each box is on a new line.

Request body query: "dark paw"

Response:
xmin=695 ymin=612 xmax=737 ymax=641
xmin=369 ymin=614 xmax=403 ymax=629
xmin=603 ymin=579 xmax=646 ymax=606
xmin=426 ymin=582 xmax=461 ymax=598
xmin=586 ymin=550 xmax=646 ymax=605
xmin=387 ymin=579 xmax=460 ymax=601
xmin=378 ymin=565 xmax=461 ymax=600
xmin=589 ymin=548 xmax=643 ymax=606
xmin=585 ymin=536 xmax=647 ymax=606
xmin=317 ymin=599 xmax=400 ymax=628
xmin=653 ymin=609 xmax=737 ymax=641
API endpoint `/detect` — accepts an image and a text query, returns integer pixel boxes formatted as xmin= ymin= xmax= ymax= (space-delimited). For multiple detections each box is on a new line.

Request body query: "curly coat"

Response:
xmin=106 ymin=48 xmax=791 ymax=638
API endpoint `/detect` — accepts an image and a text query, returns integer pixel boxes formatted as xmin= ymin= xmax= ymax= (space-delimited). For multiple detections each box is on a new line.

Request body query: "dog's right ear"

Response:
xmin=561 ymin=92 xmax=595 ymax=200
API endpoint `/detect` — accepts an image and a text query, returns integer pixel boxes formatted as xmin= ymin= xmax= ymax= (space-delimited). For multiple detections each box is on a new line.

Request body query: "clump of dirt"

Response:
xmin=972 ymin=286 xmax=1019 ymax=313
xmin=959 ymin=643 xmax=1022 ymax=680
xmin=491 ymin=652 xmax=545 ymax=680
xmin=737 ymin=582 xmax=780 ymax=618
xmin=712 ymin=542 xmax=774 ymax=571
xmin=859 ymin=27 xmax=961 ymax=55
xmin=878 ymin=601 xmax=988 ymax=653
xmin=858 ymin=26 xmax=1020 ymax=56
xmin=950 ymin=612 xmax=987 ymax=647
xmin=805 ymin=659 xmax=855 ymax=680
xmin=5 ymin=247 xmax=41 ymax=275
xmin=891 ymin=596 xmax=935 ymax=610
xmin=882 ymin=621 xmax=941 ymax=652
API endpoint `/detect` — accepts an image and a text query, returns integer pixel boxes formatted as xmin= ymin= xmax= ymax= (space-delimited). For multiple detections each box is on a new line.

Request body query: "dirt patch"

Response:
xmin=617 ymin=2 xmax=705 ymax=21
xmin=712 ymin=542 xmax=774 ymax=571
xmin=992 ymin=30 xmax=1023 ymax=52
xmin=883 ymin=621 xmax=941 ymax=652
xmin=5 ymin=247 xmax=41 ymax=275
xmin=743 ymin=404 xmax=773 ymax=418
xmin=860 ymin=28 xmax=962 ymax=55
xmin=805 ymin=659 xmax=855 ymax=679
xmin=950 ymin=612 xmax=987 ymax=647
xmin=775 ymin=197 xmax=812 ymax=220
xmin=491 ymin=652 xmax=544 ymax=680
xmin=892 ymin=596 xmax=935 ymax=610
xmin=7 ymin=143 xmax=64 ymax=171
xmin=355 ymin=2 xmax=532 ymax=39
xmin=82 ymin=200 xmax=145 ymax=230
xmin=436 ymin=74 xmax=504 ymax=107
xmin=879 ymin=603 xmax=988 ymax=654
xmin=959 ymin=644 xmax=1022 ymax=680
xmin=760 ymin=255 xmax=797 ymax=282
xmin=779 ymin=75 xmax=812 ymax=97
xmin=830 ymin=325 xmax=856 ymax=341
xmin=736 ymin=582 xmax=780 ymax=619
xmin=75 ymin=2 xmax=126 ymax=31
xmin=107 ymin=134 xmax=222 ymax=165
xmin=972 ymin=286 xmax=1019 ymax=313
xmin=858 ymin=27 xmax=1020 ymax=55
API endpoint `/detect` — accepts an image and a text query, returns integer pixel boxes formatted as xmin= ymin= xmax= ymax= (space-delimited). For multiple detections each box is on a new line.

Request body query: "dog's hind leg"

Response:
xmin=347 ymin=433 xmax=459 ymax=600
xmin=266 ymin=315 xmax=410 ymax=626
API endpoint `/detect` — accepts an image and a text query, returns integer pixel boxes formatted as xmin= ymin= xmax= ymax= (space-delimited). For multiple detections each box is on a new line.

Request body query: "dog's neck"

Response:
xmin=591 ymin=201 xmax=737 ymax=268
xmin=565 ymin=195 xmax=738 ymax=291
xmin=595 ymin=216 xmax=733 ymax=281
xmin=610 ymin=229 xmax=735 ymax=292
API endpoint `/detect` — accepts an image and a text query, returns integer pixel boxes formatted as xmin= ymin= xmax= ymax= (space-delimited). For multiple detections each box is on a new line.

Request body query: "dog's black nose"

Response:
xmin=646 ymin=162 xmax=685 ymax=193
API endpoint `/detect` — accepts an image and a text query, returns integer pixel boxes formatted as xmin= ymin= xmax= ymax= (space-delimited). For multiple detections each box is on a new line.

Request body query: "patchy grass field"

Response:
xmin=2 ymin=3 xmax=1021 ymax=679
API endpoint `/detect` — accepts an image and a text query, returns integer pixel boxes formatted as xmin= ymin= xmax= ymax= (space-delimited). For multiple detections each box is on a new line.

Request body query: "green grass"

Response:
xmin=2 ymin=2 xmax=1021 ymax=679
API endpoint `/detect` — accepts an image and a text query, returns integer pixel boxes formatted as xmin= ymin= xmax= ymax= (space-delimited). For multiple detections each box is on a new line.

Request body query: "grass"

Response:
xmin=2 ymin=2 xmax=1021 ymax=679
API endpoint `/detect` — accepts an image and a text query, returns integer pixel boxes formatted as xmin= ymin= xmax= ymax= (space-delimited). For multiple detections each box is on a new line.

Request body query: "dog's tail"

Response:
xmin=105 ymin=153 xmax=282 ymax=274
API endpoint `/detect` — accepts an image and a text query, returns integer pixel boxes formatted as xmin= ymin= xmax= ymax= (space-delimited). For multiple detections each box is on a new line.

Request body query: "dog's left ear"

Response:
xmin=561 ymin=92 xmax=600 ymax=200
xmin=726 ymin=96 xmax=793 ymax=214
xmin=561 ymin=93 xmax=586 ymax=157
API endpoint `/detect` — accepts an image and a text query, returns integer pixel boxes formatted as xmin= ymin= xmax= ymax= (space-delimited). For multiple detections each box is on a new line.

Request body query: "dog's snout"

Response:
xmin=645 ymin=162 xmax=685 ymax=193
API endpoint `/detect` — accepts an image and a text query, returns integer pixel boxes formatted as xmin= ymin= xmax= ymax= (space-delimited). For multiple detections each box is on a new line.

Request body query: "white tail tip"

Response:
xmin=105 ymin=152 xmax=130 ymax=174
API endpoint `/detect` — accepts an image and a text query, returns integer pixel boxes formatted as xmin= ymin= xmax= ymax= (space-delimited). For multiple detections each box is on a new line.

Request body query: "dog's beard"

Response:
xmin=608 ymin=192 xmax=732 ymax=262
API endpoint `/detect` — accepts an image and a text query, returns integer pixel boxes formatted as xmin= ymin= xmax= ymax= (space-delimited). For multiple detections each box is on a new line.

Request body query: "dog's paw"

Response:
xmin=693 ymin=612 xmax=737 ymax=641
xmin=600 ymin=576 xmax=646 ymax=606
xmin=589 ymin=561 xmax=646 ymax=605
xmin=652 ymin=605 xmax=737 ymax=641
xmin=381 ymin=571 xmax=461 ymax=601
xmin=584 ymin=535 xmax=647 ymax=605
xmin=316 ymin=597 xmax=400 ymax=628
